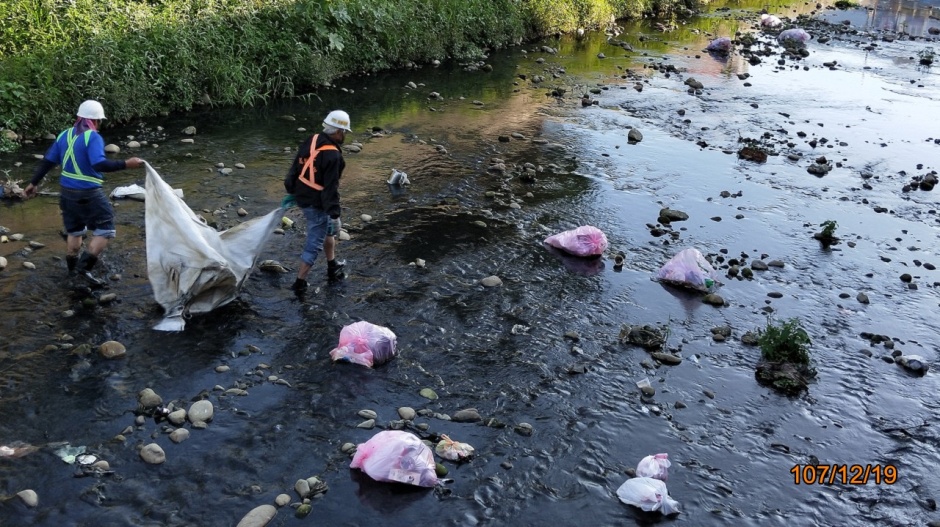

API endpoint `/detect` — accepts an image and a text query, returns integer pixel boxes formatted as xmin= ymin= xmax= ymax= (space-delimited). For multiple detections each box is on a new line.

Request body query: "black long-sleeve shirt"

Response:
xmin=283 ymin=133 xmax=344 ymax=218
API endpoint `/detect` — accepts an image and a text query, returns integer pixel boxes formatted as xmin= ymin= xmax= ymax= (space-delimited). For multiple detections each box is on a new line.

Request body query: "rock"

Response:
xmin=0 ymin=256 xmax=6 ymax=269
xmin=751 ymin=260 xmax=769 ymax=271
xmin=295 ymin=479 xmax=310 ymax=498
xmin=346 ymin=144 xmax=361 ymax=153
xmin=357 ymin=419 xmax=375 ymax=429
xmin=237 ymin=208 xmax=248 ymax=217
xmin=341 ymin=443 xmax=357 ymax=454
xmin=658 ymin=208 xmax=688 ymax=223
xmin=180 ymin=138 xmax=194 ymax=144
xmin=398 ymin=407 xmax=416 ymax=421
xmin=481 ymin=276 xmax=502 ymax=287
xmin=182 ymin=126 xmax=197 ymax=135
xmin=357 ymin=409 xmax=377 ymax=419
xmin=767 ymin=260 xmax=785 ymax=268
xmin=436 ymin=463 xmax=449 ymax=477
xmin=235 ymin=504 xmax=277 ymax=527
xmin=99 ymin=340 xmax=126 ymax=359
xmin=627 ymin=128 xmax=643 ymax=143
xmin=220 ymin=168 xmax=233 ymax=175
xmin=127 ymin=140 xmax=141 ymax=149
xmin=168 ymin=409 xmax=187 ymax=425
xmin=98 ymin=293 xmax=117 ymax=304
xmin=138 ymin=388 xmax=162 ymax=408
xmin=684 ymin=77 xmax=704 ymax=90
xmin=703 ymin=294 xmax=725 ymax=306
xmin=169 ymin=428 xmax=190 ymax=443
xmin=215 ymin=365 xmax=230 ymax=373
xmin=140 ymin=443 xmax=166 ymax=464
xmin=16 ymin=489 xmax=38 ymax=507
xmin=419 ymin=388 xmax=438 ymax=400
xmin=896 ymin=355 xmax=929 ymax=375
xmin=857 ymin=292 xmax=870 ymax=304
xmin=452 ymin=408 xmax=482 ymax=422
xmin=900 ymin=273 xmax=912 ymax=283
xmin=515 ymin=422 xmax=533 ymax=436
xmin=651 ymin=352 xmax=682 ymax=365
xmin=235 ymin=163 xmax=245 ymax=169
xmin=295 ymin=504 xmax=312 ymax=519
xmin=640 ymin=385 xmax=655 ymax=396
xmin=188 ymin=400 xmax=214 ymax=424
xmin=104 ymin=144 xmax=121 ymax=154
xmin=22 ymin=261 xmax=36 ymax=270
xmin=360 ymin=214 xmax=372 ymax=222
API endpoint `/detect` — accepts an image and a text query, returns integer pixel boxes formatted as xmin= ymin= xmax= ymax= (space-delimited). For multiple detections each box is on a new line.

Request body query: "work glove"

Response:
xmin=328 ymin=216 xmax=342 ymax=236
xmin=280 ymin=194 xmax=297 ymax=209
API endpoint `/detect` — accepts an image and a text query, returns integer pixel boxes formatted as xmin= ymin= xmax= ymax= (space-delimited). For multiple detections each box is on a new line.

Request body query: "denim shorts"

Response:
xmin=59 ymin=187 xmax=116 ymax=238
xmin=300 ymin=205 xmax=329 ymax=266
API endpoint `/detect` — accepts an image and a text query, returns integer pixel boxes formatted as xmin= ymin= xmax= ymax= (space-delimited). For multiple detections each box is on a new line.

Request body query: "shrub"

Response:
xmin=758 ymin=317 xmax=812 ymax=365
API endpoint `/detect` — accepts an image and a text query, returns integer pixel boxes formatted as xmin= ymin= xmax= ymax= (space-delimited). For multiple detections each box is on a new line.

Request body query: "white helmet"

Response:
xmin=323 ymin=110 xmax=352 ymax=132
xmin=76 ymin=100 xmax=106 ymax=120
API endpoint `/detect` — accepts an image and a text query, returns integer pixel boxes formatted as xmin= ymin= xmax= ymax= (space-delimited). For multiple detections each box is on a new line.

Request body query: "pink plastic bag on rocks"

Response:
xmin=778 ymin=28 xmax=811 ymax=46
xmin=329 ymin=321 xmax=398 ymax=368
xmin=350 ymin=431 xmax=439 ymax=487
xmin=616 ymin=477 xmax=680 ymax=515
xmin=655 ymin=248 xmax=720 ymax=292
xmin=636 ymin=453 xmax=671 ymax=481
xmin=543 ymin=225 xmax=609 ymax=257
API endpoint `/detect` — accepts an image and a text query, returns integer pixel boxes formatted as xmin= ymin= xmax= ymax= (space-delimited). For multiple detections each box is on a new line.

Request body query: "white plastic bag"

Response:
xmin=329 ymin=321 xmax=398 ymax=368
xmin=145 ymin=163 xmax=282 ymax=331
xmin=655 ymin=248 xmax=719 ymax=292
xmin=616 ymin=477 xmax=680 ymax=515
xmin=435 ymin=434 xmax=474 ymax=461
xmin=706 ymin=37 xmax=732 ymax=54
xmin=387 ymin=169 xmax=410 ymax=186
xmin=350 ymin=431 xmax=439 ymax=487
xmin=543 ymin=225 xmax=609 ymax=257
xmin=111 ymin=183 xmax=183 ymax=201
xmin=636 ymin=453 xmax=670 ymax=481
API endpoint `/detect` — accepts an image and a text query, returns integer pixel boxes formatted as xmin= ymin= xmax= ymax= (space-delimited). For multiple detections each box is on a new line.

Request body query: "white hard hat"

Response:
xmin=323 ymin=110 xmax=352 ymax=132
xmin=76 ymin=100 xmax=106 ymax=120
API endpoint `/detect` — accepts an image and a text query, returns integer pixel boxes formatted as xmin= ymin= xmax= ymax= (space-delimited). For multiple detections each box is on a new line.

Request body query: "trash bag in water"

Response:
xmin=760 ymin=13 xmax=782 ymax=28
xmin=350 ymin=431 xmax=439 ymax=487
xmin=111 ymin=183 xmax=183 ymax=202
xmin=655 ymin=248 xmax=720 ymax=293
xmin=636 ymin=453 xmax=671 ymax=481
xmin=616 ymin=477 xmax=680 ymax=515
xmin=706 ymin=37 xmax=733 ymax=54
xmin=435 ymin=434 xmax=475 ymax=461
xmin=329 ymin=321 xmax=398 ymax=368
xmin=543 ymin=225 xmax=608 ymax=257
xmin=145 ymin=163 xmax=281 ymax=331
xmin=778 ymin=28 xmax=811 ymax=46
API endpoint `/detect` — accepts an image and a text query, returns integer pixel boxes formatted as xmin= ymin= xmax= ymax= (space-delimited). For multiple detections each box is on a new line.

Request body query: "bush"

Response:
xmin=758 ymin=317 xmax=811 ymax=365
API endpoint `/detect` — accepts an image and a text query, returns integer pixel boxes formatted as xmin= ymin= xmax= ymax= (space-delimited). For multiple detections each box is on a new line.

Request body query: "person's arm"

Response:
xmin=318 ymin=153 xmax=342 ymax=218
xmin=24 ymin=143 xmax=62 ymax=197
xmin=87 ymin=132 xmax=143 ymax=171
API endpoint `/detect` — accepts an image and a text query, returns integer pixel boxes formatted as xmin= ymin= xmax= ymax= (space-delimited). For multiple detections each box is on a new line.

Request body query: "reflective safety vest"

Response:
xmin=59 ymin=128 xmax=102 ymax=186
xmin=297 ymin=134 xmax=338 ymax=191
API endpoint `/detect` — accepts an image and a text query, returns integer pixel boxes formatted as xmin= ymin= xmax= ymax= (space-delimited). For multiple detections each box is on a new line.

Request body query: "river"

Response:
xmin=1 ymin=0 xmax=940 ymax=525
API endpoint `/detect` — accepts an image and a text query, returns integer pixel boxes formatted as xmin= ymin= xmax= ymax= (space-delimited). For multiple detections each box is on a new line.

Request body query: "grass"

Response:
xmin=0 ymin=0 xmax=700 ymax=138
xmin=758 ymin=317 xmax=811 ymax=365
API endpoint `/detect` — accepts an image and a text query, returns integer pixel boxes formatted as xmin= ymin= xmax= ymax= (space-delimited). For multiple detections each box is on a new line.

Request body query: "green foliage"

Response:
xmin=919 ymin=47 xmax=935 ymax=66
xmin=819 ymin=220 xmax=838 ymax=238
xmin=833 ymin=0 xmax=859 ymax=8
xmin=0 ymin=0 xmax=700 ymax=135
xmin=758 ymin=317 xmax=812 ymax=365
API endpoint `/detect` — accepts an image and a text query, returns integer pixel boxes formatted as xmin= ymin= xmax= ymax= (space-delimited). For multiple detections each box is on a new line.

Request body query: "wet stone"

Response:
xmin=515 ymin=422 xmax=533 ymax=436
xmin=452 ymin=408 xmax=482 ymax=423
xmin=169 ymin=428 xmax=190 ymax=443
xmin=99 ymin=341 xmax=126 ymax=359
xmin=236 ymin=505 xmax=277 ymax=527
xmin=398 ymin=407 xmax=416 ymax=420
xmin=138 ymin=388 xmax=162 ymax=408
xmin=275 ymin=494 xmax=291 ymax=507
xmin=857 ymin=292 xmax=870 ymax=304
xmin=357 ymin=409 xmax=377 ymax=420
xmin=188 ymin=400 xmax=214 ymax=423
xmin=16 ymin=489 xmax=38 ymax=508
xmin=140 ymin=443 xmax=166 ymax=464
xmin=357 ymin=419 xmax=375 ymax=429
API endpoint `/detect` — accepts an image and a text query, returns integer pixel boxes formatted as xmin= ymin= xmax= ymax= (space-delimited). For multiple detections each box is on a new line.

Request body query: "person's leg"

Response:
xmin=294 ymin=207 xmax=328 ymax=290
xmin=324 ymin=232 xmax=345 ymax=281
xmin=60 ymin=190 xmax=85 ymax=274
xmin=76 ymin=190 xmax=116 ymax=286
xmin=323 ymin=234 xmax=336 ymax=261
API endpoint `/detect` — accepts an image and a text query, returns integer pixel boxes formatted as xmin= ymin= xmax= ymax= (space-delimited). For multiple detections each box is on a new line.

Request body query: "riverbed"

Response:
xmin=2 ymin=0 xmax=940 ymax=525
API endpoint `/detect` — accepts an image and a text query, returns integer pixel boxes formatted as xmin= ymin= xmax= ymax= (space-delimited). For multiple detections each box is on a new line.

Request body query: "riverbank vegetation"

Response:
xmin=0 ymin=0 xmax=699 ymax=137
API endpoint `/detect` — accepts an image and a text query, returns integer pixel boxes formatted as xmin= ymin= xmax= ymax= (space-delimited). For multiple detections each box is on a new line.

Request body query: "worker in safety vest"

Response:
xmin=283 ymin=110 xmax=350 ymax=292
xmin=25 ymin=100 xmax=143 ymax=287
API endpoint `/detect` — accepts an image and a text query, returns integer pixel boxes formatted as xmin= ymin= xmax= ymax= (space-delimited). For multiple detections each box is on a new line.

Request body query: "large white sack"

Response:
xmin=144 ymin=163 xmax=281 ymax=331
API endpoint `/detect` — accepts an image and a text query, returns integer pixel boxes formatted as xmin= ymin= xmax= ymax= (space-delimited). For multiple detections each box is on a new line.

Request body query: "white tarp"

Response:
xmin=111 ymin=183 xmax=184 ymax=201
xmin=144 ymin=163 xmax=282 ymax=331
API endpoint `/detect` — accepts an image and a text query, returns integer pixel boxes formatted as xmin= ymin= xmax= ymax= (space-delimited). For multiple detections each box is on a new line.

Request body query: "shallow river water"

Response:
xmin=2 ymin=1 xmax=940 ymax=526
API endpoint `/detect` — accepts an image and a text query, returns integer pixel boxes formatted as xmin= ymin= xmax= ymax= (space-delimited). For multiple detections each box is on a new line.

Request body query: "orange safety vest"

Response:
xmin=297 ymin=134 xmax=339 ymax=191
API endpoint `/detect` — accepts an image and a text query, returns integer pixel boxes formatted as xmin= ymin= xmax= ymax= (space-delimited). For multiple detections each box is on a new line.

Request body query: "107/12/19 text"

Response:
xmin=790 ymin=464 xmax=897 ymax=485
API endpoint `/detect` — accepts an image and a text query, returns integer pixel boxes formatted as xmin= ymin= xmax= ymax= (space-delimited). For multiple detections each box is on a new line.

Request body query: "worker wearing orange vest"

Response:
xmin=25 ymin=100 xmax=143 ymax=287
xmin=283 ymin=110 xmax=351 ymax=292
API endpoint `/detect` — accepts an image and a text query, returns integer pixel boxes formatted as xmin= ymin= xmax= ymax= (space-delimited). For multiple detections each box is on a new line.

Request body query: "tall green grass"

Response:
xmin=0 ymin=0 xmax=700 ymax=136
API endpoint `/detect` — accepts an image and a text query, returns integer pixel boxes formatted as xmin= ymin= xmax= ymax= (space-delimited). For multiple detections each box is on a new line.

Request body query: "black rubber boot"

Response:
xmin=327 ymin=259 xmax=346 ymax=282
xmin=291 ymin=278 xmax=308 ymax=292
xmin=77 ymin=253 xmax=106 ymax=288
xmin=66 ymin=255 xmax=79 ymax=275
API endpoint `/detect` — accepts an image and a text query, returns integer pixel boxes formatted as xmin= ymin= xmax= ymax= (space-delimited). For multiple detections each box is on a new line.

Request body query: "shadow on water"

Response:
xmin=2 ymin=0 xmax=940 ymax=525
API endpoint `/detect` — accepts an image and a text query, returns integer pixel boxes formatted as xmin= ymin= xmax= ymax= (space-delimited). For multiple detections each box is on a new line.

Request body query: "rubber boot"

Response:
xmin=66 ymin=255 xmax=79 ymax=275
xmin=291 ymin=278 xmax=308 ymax=292
xmin=77 ymin=253 xmax=107 ymax=288
xmin=327 ymin=259 xmax=346 ymax=282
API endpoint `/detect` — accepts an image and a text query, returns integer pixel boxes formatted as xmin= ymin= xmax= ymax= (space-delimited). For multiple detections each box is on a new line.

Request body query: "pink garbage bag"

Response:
xmin=655 ymin=248 xmax=720 ymax=292
xmin=636 ymin=453 xmax=671 ymax=481
xmin=543 ymin=225 xmax=609 ymax=257
xmin=706 ymin=37 xmax=732 ymax=54
xmin=350 ymin=431 xmax=439 ymax=487
xmin=778 ymin=28 xmax=811 ymax=46
xmin=616 ymin=477 xmax=680 ymax=515
xmin=329 ymin=321 xmax=398 ymax=368
xmin=760 ymin=14 xmax=782 ymax=28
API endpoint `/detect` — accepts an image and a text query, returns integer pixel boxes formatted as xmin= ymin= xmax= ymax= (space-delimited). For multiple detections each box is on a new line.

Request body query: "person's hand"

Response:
xmin=280 ymin=194 xmax=297 ymax=209
xmin=24 ymin=183 xmax=37 ymax=198
xmin=125 ymin=157 xmax=144 ymax=169
xmin=329 ymin=216 xmax=342 ymax=236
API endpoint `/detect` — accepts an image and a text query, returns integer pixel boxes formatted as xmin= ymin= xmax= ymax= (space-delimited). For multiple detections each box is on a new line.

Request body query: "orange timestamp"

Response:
xmin=790 ymin=464 xmax=898 ymax=485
